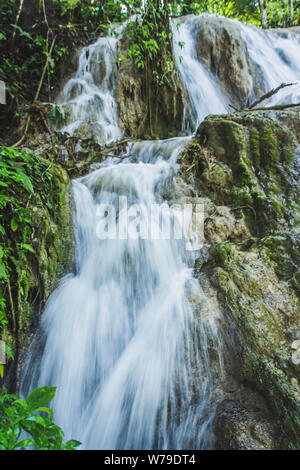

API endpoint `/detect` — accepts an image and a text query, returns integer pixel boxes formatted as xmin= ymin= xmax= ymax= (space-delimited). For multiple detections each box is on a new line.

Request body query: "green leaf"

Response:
xmin=64 ymin=439 xmax=81 ymax=449
xmin=15 ymin=169 xmax=34 ymax=193
xmin=0 ymin=261 xmax=8 ymax=280
xmin=20 ymin=243 xmax=35 ymax=254
xmin=15 ymin=438 xmax=35 ymax=449
xmin=11 ymin=218 xmax=18 ymax=232
xmin=26 ymin=386 xmax=57 ymax=410
xmin=35 ymin=406 xmax=53 ymax=420
xmin=4 ymin=344 xmax=14 ymax=360
xmin=10 ymin=24 xmax=34 ymax=42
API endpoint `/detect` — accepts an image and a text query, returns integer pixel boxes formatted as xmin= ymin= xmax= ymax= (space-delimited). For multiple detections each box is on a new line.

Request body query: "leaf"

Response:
xmin=4 ymin=344 xmax=14 ymax=360
xmin=15 ymin=438 xmax=35 ymax=449
xmin=35 ymin=406 xmax=53 ymax=420
xmin=0 ymin=261 xmax=8 ymax=280
xmin=26 ymin=386 xmax=57 ymax=410
xmin=20 ymin=243 xmax=35 ymax=254
xmin=15 ymin=169 xmax=34 ymax=193
xmin=64 ymin=439 xmax=81 ymax=450
xmin=11 ymin=218 xmax=18 ymax=232
xmin=0 ymin=364 xmax=4 ymax=378
xmin=10 ymin=24 xmax=34 ymax=42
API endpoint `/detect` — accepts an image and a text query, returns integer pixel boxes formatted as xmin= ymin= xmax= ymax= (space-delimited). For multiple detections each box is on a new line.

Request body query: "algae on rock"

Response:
xmin=0 ymin=147 xmax=72 ymax=387
xmin=179 ymin=108 xmax=300 ymax=449
xmin=116 ymin=20 xmax=185 ymax=140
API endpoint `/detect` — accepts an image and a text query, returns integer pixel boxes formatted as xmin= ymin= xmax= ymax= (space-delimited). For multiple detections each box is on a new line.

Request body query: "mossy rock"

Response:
xmin=0 ymin=147 xmax=73 ymax=366
xmin=206 ymin=245 xmax=300 ymax=448
xmin=182 ymin=111 xmax=299 ymax=240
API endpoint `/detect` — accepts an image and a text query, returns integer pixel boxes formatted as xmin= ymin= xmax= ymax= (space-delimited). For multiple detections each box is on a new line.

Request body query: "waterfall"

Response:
xmin=20 ymin=14 xmax=300 ymax=450
xmin=21 ymin=25 xmax=224 ymax=450
xmin=171 ymin=16 xmax=230 ymax=131
xmin=21 ymin=136 xmax=224 ymax=449
xmin=56 ymin=30 xmax=123 ymax=144
xmin=240 ymin=23 xmax=300 ymax=106
xmin=172 ymin=14 xmax=300 ymax=123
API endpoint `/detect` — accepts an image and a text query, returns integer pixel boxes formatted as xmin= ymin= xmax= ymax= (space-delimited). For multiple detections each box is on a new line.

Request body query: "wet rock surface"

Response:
xmin=180 ymin=108 xmax=300 ymax=449
xmin=189 ymin=15 xmax=265 ymax=108
xmin=116 ymin=33 xmax=185 ymax=140
xmin=214 ymin=398 xmax=279 ymax=450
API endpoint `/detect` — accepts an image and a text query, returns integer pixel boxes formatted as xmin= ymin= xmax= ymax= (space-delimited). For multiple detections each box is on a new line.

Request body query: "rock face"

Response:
xmin=214 ymin=398 xmax=278 ymax=450
xmin=179 ymin=108 xmax=300 ymax=449
xmin=191 ymin=15 xmax=265 ymax=108
xmin=0 ymin=147 xmax=73 ymax=390
xmin=116 ymin=34 xmax=185 ymax=140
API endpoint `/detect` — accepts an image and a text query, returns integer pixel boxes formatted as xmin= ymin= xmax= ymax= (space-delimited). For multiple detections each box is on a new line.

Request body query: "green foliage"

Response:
xmin=50 ymin=104 xmax=67 ymax=127
xmin=0 ymin=146 xmax=57 ymax=340
xmin=124 ymin=3 xmax=175 ymax=85
xmin=169 ymin=0 xmax=299 ymax=27
xmin=266 ymin=0 xmax=299 ymax=27
xmin=0 ymin=386 xmax=81 ymax=450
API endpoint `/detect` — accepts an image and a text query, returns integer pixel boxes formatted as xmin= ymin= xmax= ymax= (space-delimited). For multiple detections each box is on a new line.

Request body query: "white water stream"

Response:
xmin=21 ymin=14 xmax=300 ymax=450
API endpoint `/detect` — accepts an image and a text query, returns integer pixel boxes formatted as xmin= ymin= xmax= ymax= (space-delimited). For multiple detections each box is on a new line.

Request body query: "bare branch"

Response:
xmin=247 ymin=82 xmax=295 ymax=109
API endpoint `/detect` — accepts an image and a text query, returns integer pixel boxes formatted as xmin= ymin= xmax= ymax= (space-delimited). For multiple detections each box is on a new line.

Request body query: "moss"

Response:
xmin=213 ymin=243 xmax=235 ymax=266
xmin=234 ymin=160 xmax=254 ymax=187
xmin=259 ymin=125 xmax=278 ymax=168
xmin=0 ymin=147 xmax=72 ymax=363
xmin=183 ymin=109 xmax=300 ymax=448
xmin=208 ymin=246 xmax=300 ymax=448
xmin=261 ymin=235 xmax=300 ymax=290
xmin=198 ymin=117 xmax=247 ymax=167
xmin=189 ymin=112 xmax=299 ymax=239
xmin=250 ymin=128 xmax=260 ymax=167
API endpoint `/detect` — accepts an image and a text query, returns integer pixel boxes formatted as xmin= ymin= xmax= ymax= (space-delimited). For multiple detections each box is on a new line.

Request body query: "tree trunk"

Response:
xmin=259 ymin=0 xmax=267 ymax=29
xmin=99 ymin=0 xmax=104 ymax=20
xmin=282 ymin=0 xmax=287 ymax=27
xmin=289 ymin=0 xmax=294 ymax=25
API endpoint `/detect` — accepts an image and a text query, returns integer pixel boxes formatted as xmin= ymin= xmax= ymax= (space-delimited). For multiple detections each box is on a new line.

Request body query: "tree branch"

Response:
xmin=247 ymin=82 xmax=295 ymax=109
xmin=245 ymin=102 xmax=300 ymax=112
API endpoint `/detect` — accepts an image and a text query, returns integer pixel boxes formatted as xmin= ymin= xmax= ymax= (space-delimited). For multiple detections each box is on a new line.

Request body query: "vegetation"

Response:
xmin=0 ymin=145 xmax=72 ymax=368
xmin=0 ymin=385 xmax=80 ymax=449
xmin=0 ymin=1 xmax=299 ymax=142
xmin=0 ymin=0 xmax=299 ymax=451
xmin=0 ymin=146 xmax=73 ymax=449
xmin=0 ymin=147 xmax=51 ymax=337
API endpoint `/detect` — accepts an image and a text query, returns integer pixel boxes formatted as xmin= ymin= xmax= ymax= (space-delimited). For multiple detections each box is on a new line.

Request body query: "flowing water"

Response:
xmin=240 ymin=22 xmax=300 ymax=106
xmin=171 ymin=17 xmax=230 ymax=131
xmin=21 ymin=14 xmax=300 ymax=450
xmin=56 ymin=30 xmax=123 ymax=144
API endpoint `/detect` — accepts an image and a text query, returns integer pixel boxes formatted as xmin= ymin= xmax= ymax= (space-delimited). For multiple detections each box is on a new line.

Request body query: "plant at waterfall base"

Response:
xmin=0 ymin=386 xmax=81 ymax=450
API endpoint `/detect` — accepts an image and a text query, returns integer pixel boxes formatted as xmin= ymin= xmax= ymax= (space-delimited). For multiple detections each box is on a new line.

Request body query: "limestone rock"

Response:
xmin=191 ymin=15 xmax=265 ymax=108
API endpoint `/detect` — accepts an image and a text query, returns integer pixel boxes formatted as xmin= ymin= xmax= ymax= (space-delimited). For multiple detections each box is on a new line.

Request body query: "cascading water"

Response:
xmin=21 ymin=138 xmax=224 ymax=449
xmin=171 ymin=16 xmax=230 ymax=131
xmin=21 ymin=14 xmax=300 ymax=450
xmin=239 ymin=22 xmax=300 ymax=106
xmin=21 ymin=25 xmax=225 ymax=449
xmin=56 ymin=30 xmax=123 ymax=144
xmin=171 ymin=14 xmax=300 ymax=122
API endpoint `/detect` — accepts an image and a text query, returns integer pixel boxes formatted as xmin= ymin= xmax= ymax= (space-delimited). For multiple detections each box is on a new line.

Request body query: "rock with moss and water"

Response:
xmin=179 ymin=108 xmax=300 ymax=449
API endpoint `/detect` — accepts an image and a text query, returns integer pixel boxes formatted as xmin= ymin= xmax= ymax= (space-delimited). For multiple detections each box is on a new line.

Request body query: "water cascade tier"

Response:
xmin=21 ymin=14 xmax=300 ymax=449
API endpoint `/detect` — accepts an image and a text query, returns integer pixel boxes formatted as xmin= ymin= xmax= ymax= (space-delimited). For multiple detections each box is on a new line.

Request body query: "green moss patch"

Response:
xmin=0 ymin=146 xmax=72 ymax=358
